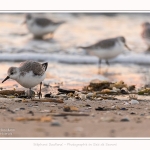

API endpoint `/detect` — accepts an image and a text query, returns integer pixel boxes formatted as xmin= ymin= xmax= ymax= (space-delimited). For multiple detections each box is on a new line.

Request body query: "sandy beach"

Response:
xmin=0 ymin=82 xmax=150 ymax=137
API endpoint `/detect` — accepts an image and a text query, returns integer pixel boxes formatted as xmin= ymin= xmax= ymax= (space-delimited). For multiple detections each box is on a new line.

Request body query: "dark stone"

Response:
xmin=85 ymin=104 xmax=91 ymax=107
xmin=95 ymin=107 xmax=105 ymax=111
xmin=58 ymin=88 xmax=75 ymax=94
xmin=28 ymin=111 xmax=34 ymax=116
xmin=7 ymin=108 xmax=15 ymax=114
xmin=44 ymin=93 xmax=52 ymax=98
xmin=121 ymin=108 xmax=128 ymax=111
xmin=120 ymin=118 xmax=130 ymax=122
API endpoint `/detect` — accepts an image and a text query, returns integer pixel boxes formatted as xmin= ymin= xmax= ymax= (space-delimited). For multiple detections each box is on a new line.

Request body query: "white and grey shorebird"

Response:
xmin=2 ymin=60 xmax=48 ymax=99
xmin=141 ymin=22 xmax=150 ymax=51
xmin=24 ymin=14 xmax=65 ymax=39
xmin=78 ymin=36 xmax=131 ymax=73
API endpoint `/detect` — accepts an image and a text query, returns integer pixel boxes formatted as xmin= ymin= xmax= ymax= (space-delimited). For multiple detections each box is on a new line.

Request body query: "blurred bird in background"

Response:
xmin=23 ymin=14 xmax=65 ymax=39
xmin=78 ymin=36 xmax=131 ymax=74
xmin=141 ymin=22 xmax=150 ymax=51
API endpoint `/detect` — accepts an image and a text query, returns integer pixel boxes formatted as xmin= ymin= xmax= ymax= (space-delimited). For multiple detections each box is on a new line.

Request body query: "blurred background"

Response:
xmin=0 ymin=13 xmax=150 ymax=90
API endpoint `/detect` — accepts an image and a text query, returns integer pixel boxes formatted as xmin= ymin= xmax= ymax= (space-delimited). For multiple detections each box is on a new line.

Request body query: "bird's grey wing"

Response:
xmin=79 ymin=38 xmax=116 ymax=50
xmin=35 ymin=18 xmax=55 ymax=27
xmin=142 ymin=28 xmax=150 ymax=39
xmin=20 ymin=61 xmax=45 ymax=76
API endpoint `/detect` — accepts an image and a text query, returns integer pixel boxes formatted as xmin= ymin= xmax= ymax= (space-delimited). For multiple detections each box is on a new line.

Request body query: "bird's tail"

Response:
xmin=42 ymin=62 xmax=48 ymax=71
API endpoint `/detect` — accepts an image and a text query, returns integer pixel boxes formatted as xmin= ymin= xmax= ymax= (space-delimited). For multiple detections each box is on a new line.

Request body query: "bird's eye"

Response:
xmin=11 ymin=72 xmax=13 ymax=75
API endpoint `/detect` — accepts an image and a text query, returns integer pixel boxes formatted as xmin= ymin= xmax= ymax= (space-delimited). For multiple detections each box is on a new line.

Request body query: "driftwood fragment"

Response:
xmin=52 ymin=112 xmax=89 ymax=117
xmin=31 ymin=98 xmax=64 ymax=103
xmin=0 ymin=90 xmax=25 ymax=96
xmin=14 ymin=116 xmax=52 ymax=122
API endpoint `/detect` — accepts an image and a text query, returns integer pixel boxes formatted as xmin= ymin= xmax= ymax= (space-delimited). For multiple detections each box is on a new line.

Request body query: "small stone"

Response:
xmin=130 ymin=112 xmax=136 ymax=115
xmin=129 ymin=100 xmax=139 ymax=104
xmin=95 ymin=107 xmax=105 ymax=111
xmin=124 ymin=102 xmax=129 ymax=105
xmin=40 ymin=110 xmax=50 ymax=113
xmin=44 ymin=94 xmax=52 ymax=98
xmin=79 ymin=94 xmax=86 ymax=100
xmin=140 ymin=113 xmax=145 ymax=116
xmin=15 ymin=100 xmax=22 ymax=103
xmin=85 ymin=104 xmax=91 ymax=107
xmin=121 ymin=88 xmax=129 ymax=94
xmin=120 ymin=108 xmax=128 ymax=111
xmin=120 ymin=118 xmax=130 ymax=122
xmin=14 ymin=108 xmax=20 ymax=111
xmin=63 ymin=106 xmax=71 ymax=112
xmin=58 ymin=88 xmax=75 ymax=94
xmin=28 ymin=111 xmax=34 ymax=116
xmin=51 ymin=120 xmax=61 ymax=126
xmin=86 ymin=93 xmax=93 ymax=98
xmin=20 ymin=108 xmax=25 ymax=110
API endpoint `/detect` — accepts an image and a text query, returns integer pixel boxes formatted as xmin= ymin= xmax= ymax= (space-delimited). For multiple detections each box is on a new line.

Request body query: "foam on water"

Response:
xmin=0 ymin=52 xmax=150 ymax=65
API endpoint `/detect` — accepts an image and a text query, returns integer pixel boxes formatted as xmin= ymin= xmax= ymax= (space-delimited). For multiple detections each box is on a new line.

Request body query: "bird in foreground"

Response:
xmin=141 ymin=22 xmax=150 ymax=51
xmin=2 ymin=60 xmax=48 ymax=99
xmin=24 ymin=14 xmax=65 ymax=39
xmin=78 ymin=36 xmax=131 ymax=74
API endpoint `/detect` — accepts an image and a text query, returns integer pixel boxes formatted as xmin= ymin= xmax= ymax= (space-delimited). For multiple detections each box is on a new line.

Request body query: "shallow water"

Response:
xmin=1 ymin=13 xmax=150 ymax=89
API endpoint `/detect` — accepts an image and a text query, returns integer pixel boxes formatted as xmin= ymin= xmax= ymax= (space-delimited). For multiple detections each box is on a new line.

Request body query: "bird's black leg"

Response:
xmin=39 ymin=82 xmax=42 ymax=99
xmin=105 ymin=60 xmax=110 ymax=66
xmin=98 ymin=59 xmax=101 ymax=74
xmin=29 ymin=88 xmax=32 ymax=99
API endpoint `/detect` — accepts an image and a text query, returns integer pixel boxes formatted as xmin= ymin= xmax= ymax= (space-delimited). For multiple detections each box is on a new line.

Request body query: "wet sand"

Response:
xmin=0 ymin=90 xmax=150 ymax=137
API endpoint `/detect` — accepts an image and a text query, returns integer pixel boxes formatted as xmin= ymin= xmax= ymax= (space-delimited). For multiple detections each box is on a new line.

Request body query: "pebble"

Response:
xmin=20 ymin=108 xmax=25 ymax=110
xmin=44 ymin=94 xmax=51 ymax=98
xmin=79 ymin=94 xmax=86 ymax=100
xmin=28 ymin=111 xmax=34 ymax=116
xmin=40 ymin=110 xmax=50 ymax=113
xmin=124 ymin=102 xmax=129 ymax=105
xmin=51 ymin=120 xmax=61 ymax=126
xmin=14 ymin=108 xmax=20 ymax=111
xmin=75 ymin=127 xmax=83 ymax=132
xmin=85 ymin=104 xmax=91 ymax=107
xmin=120 ymin=108 xmax=128 ymax=111
xmin=130 ymin=112 xmax=136 ymax=115
xmin=86 ymin=93 xmax=93 ymax=98
xmin=120 ymin=118 xmax=130 ymax=122
xmin=95 ymin=107 xmax=105 ymax=111
xmin=129 ymin=100 xmax=139 ymax=104
xmin=58 ymin=88 xmax=75 ymax=94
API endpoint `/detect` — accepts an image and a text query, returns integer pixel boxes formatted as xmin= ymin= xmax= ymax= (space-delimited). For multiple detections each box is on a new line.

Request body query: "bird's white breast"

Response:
xmin=27 ymin=20 xmax=59 ymax=36
xmin=16 ymin=71 xmax=46 ymax=88
xmin=88 ymin=42 xmax=125 ymax=59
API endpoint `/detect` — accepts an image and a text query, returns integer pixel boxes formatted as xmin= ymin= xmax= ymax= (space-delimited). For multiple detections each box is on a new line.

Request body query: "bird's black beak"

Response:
xmin=2 ymin=76 xmax=10 ymax=83
xmin=125 ymin=44 xmax=131 ymax=51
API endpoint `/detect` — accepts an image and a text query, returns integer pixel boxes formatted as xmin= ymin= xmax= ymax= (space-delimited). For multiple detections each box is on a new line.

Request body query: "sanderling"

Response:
xmin=78 ymin=36 xmax=131 ymax=73
xmin=2 ymin=60 xmax=48 ymax=99
xmin=24 ymin=14 xmax=65 ymax=39
xmin=141 ymin=22 xmax=150 ymax=51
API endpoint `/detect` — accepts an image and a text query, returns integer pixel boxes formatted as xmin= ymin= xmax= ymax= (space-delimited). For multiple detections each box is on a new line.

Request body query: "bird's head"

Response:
xmin=117 ymin=36 xmax=131 ymax=51
xmin=2 ymin=67 xmax=19 ymax=83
